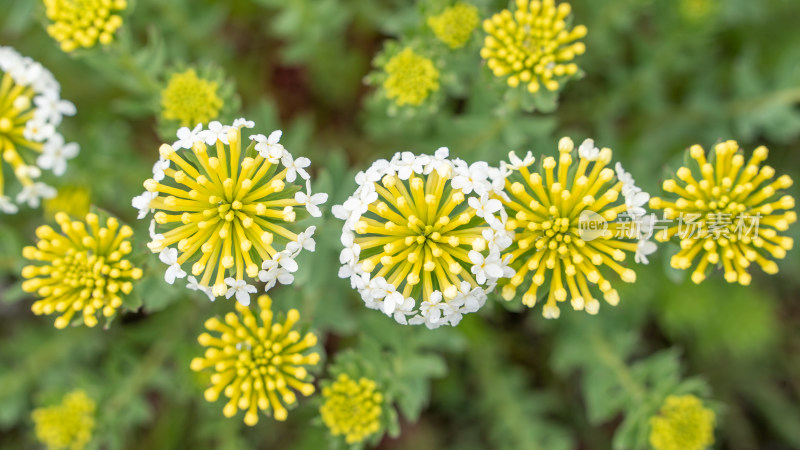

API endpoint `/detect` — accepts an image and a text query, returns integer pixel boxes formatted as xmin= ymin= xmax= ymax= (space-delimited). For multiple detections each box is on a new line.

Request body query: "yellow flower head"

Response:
xmin=382 ymin=47 xmax=440 ymax=107
xmin=43 ymin=0 xmax=126 ymax=52
xmin=499 ymin=138 xmax=654 ymax=318
xmin=0 ymin=46 xmax=78 ymax=214
xmin=481 ymin=0 xmax=587 ymax=92
xmin=190 ymin=295 xmax=320 ymax=425
xmin=21 ymin=212 xmax=143 ymax=329
xmin=649 ymin=395 xmax=715 ymax=450
xmin=427 ymin=2 xmax=481 ymax=49
xmin=334 ymin=149 xmax=514 ymax=328
xmin=32 ymin=389 xmax=95 ymax=450
xmin=44 ymin=186 xmax=91 ymax=219
xmin=649 ymin=141 xmax=795 ymax=285
xmin=320 ymin=374 xmax=384 ymax=444
xmin=680 ymin=0 xmax=718 ymax=22
xmin=161 ymin=69 xmax=223 ymax=127
xmin=135 ymin=120 xmax=326 ymax=304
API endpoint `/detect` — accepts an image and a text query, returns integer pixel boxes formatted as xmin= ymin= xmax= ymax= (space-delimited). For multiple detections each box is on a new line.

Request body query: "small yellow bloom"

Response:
xmin=161 ymin=69 xmax=223 ymax=127
xmin=500 ymin=138 xmax=651 ymax=318
xmin=481 ymin=0 xmax=586 ymax=92
xmin=428 ymin=2 xmax=480 ymax=49
xmin=680 ymin=0 xmax=718 ymax=22
xmin=382 ymin=47 xmax=440 ymax=106
xmin=139 ymin=121 xmax=324 ymax=301
xmin=44 ymin=186 xmax=91 ymax=219
xmin=649 ymin=141 xmax=795 ymax=285
xmin=32 ymin=389 xmax=95 ymax=450
xmin=190 ymin=295 xmax=320 ymax=425
xmin=43 ymin=0 xmax=127 ymax=52
xmin=21 ymin=212 xmax=143 ymax=329
xmin=650 ymin=395 xmax=715 ymax=450
xmin=320 ymin=374 xmax=384 ymax=444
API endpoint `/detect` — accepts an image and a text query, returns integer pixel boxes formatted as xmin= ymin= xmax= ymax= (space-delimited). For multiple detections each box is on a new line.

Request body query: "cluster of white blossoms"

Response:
xmin=0 ymin=46 xmax=78 ymax=214
xmin=133 ymin=119 xmax=326 ymax=306
xmin=333 ymin=149 xmax=515 ymax=329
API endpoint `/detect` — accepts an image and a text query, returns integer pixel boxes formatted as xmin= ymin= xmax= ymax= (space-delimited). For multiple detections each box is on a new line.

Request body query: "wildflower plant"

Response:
xmin=319 ymin=373 xmax=385 ymax=445
xmin=649 ymin=395 xmax=716 ymax=450
xmin=21 ymin=212 xmax=143 ymax=329
xmin=43 ymin=0 xmax=127 ymax=52
xmin=649 ymin=141 xmax=795 ymax=285
xmin=190 ymin=295 xmax=321 ymax=425
xmin=157 ymin=64 xmax=240 ymax=139
xmin=0 ymin=46 xmax=78 ymax=214
xmin=334 ymin=148 xmax=514 ymax=328
xmin=133 ymin=119 xmax=327 ymax=305
xmin=427 ymin=2 xmax=481 ymax=49
xmin=499 ymin=138 xmax=654 ymax=318
xmin=31 ymin=389 xmax=95 ymax=450
xmin=481 ymin=0 xmax=586 ymax=110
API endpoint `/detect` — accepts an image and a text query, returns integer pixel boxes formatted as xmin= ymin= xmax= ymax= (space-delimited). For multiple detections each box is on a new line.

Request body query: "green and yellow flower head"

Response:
xmin=499 ymin=138 xmax=655 ymax=318
xmin=190 ymin=295 xmax=321 ymax=425
xmin=32 ymin=389 xmax=95 ymax=450
xmin=649 ymin=141 xmax=795 ymax=285
xmin=161 ymin=68 xmax=224 ymax=128
xmin=649 ymin=395 xmax=715 ymax=450
xmin=320 ymin=374 xmax=384 ymax=444
xmin=133 ymin=119 xmax=327 ymax=305
xmin=333 ymin=149 xmax=514 ymax=328
xmin=481 ymin=0 xmax=586 ymax=92
xmin=21 ymin=212 xmax=142 ymax=329
xmin=43 ymin=0 xmax=126 ymax=52
xmin=44 ymin=185 xmax=91 ymax=220
xmin=382 ymin=47 xmax=440 ymax=107
xmin=427 ymin=2 xmax=481 ymax=49
xmin=0 ymin=46 xmax=78 ymax=214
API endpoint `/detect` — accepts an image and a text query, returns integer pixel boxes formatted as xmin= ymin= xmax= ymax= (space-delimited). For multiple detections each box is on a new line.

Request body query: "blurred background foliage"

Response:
xmin=1 ymin=0 xmax=800 ymax=448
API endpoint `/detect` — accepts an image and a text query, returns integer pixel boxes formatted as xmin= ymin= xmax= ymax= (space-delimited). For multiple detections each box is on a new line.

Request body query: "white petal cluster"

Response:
xmin=334 ymin=149 xmax=514 ymax=329
xmin=0 ymin=46 xmax=78 ymax=213
xmin=614 ymin=161 xmax=657 ymax=264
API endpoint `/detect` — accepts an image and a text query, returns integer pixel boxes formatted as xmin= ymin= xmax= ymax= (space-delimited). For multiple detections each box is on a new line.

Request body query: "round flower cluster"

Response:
xmin=499 ymin=138 xmax=654 ymax=318
xmin=333 ymin=148 xmax=514 ymax=329
xmin=32 ymin=389 xmax=95 ymax=450
xmin=320 ymin=374 xmax=384 ymax=444
xmin=0 ymin=46 xmax=78 ymax=214
xmin=382 ymin=47 xmax=440 ymax=107
xmin=21 ymin=212 xmax=142 ymax=329
xmin=190 ymin=295 xmax=320 ymax=425
xmin=133 ymin=119 xmax=326 ymax=305
xmin=649 ymin=395 xmax=715 ymax=450
xmin=427 ymin=2 xmax=481 ymax=49
xmin=160 ymin=68 xmax=223 ymax=127
xmin=481 ymin=0 xmax=587 ymax=92
xmin=650 ymin=141 xmax=795 ymax=284
xmin=43 ymin=0 xmax=127 ymax=52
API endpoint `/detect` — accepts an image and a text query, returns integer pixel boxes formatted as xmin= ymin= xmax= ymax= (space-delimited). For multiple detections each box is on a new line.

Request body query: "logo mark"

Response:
xmin=578 ymin=210 xmax=607 ymax=241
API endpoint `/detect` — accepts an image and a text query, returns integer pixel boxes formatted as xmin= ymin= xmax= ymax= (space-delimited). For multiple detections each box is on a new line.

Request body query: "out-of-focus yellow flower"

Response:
xmin=650 ymin=395 xmax=715 ymax=450
xmin=43 ymin=0 xmax=127 ymax=52
xmin=0 ymin=46 xmax=77 ymax=214
xmin=649 ymin=141 xmax=795 ymax=285
xmin=161 ymin=69 xmax=223 ymax=127
xmin=481 ymin=0 xmax=586 ymax=92
xmin=500 ymin=138 xmax=653 ymax=318
xmin=32 ymin=389 xmax=95 ymax=450
xmin=21 ymin=212 xmax=142 ymax=329
xmin=427 ymin=3 xmax=480 ymax=49
xmin=680 ymin=0 xmax=717 ymax=22
xmin=44 ymin=186 xmax=91 ymax=220
xmin=190 ymin=295 xmax=320 ymax=425
xmin=320 ymin=374 xmax=384 ymax=444
xmin=382 ymin=47 xmax=440 ymax=106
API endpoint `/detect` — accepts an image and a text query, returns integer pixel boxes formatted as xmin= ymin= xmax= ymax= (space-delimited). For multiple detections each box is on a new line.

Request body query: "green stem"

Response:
xmin=588 ymin=328 xmax=646 ymax=402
